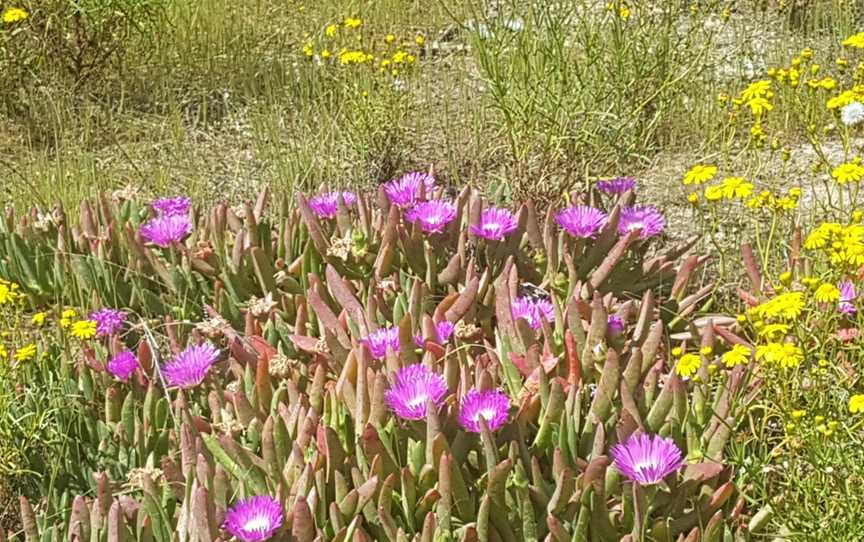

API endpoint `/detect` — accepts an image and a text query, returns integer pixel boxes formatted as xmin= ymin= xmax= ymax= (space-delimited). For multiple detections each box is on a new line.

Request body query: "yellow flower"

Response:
xmin=687 ymin=192 xmax=698 ymax=204
xmin=745 ymin=97 xmax=773 ymax=116
xmin=791 ymin=409 xmax=806 ymax=419
xmin=755 ymin=342 xmax=803 ymax=368
xmin=321 ymin=49 xmax=331 ymax=59
xmin=326 ymin=24 xmax=338 ymax=38
xmin=683 ymin=164 xmax=717 ymax=185
xmin=804 ymin=222 xmax=842 ymax=249
xmin=343 ymin=17 xmax=362 ymax=29
xmin=832 ymin=162 xmax=864 ymax=184
xmin=13 ymin=343 xmax=36 ymax=363
xmin=339 ymin=50 xmax=374 ymax=65
xmin=675 ymin=353 xmax=701 ymax=378
xmin=302 ymin=43 xmax=314 ymax=57
xmin=70 ymin=320 xmax=98 ymax=340
xmin=721 ymin=344 xmax=752 ymax=368
xmin=31 ymin=312 xmax=46 ymax=327
xmin=827 ymin=86 xmax=864 ymax=109
xmin=740 ymin=80 xmax=772 ymax=101
xmin=719 ymin=176 xmax=754 ymax=199
xmin=60 ymin=308 xmax=77 ymax=328
xmin=415 ymin=35 xmax=425 ymax=47
xmin=843 ymin=32 xmax=864 ymax=49
xmin=704 ymin=185 xmax=723 ymax=201
xmin=671 ymin=346 xmax=683 ymax=357
xmin=806 ymin=77 xmax=836 ymax=90
xmin=392 ymin=51 xmax=408 ymax=64
xmin=2 ymin=7 xmax=28 ymax=23
xmin=758 ymin=323 xmax=790 ymax=338
xmin=0 ymin=283 xmax=17 ymax=305
xmin=814 ymin=283 xmax=841 ymax=303
xmin=700 ymin=345 xmax=713 ymax=356
xmin=849 ymin=394 xmax=864 ymax=413
xmin=754 ymin=292 xmax=805 ymax=320
xmin=385 ymin=34 xmax=396 ymax=44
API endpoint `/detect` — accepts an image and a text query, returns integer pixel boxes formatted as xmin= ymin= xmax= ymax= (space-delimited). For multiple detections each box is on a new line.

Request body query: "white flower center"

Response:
xmin=474 ymin=408 xmax=497 ymax=422
xmin=627 ymin=221 xmax=644 ymax=231
xmin=633 ymin=459 xmax=659 ymax=473
xmin=243 ymin=515 xmax=271 ymax=532
xmin=407 ymin=393 xmax=429 ymax=408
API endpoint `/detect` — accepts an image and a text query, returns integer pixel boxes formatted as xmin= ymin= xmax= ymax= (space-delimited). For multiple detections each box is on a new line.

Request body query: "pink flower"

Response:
xmin=556 ymin=206 xmax=607 ymax=238
xmin=469 ymin=207 xmax=518 ymax=240
xmin=139 ymin=214 xmax=192 ymax=247
xmin=405 ymin=201 xmax=457 ymax=233
xmin=384 ymin=172 xmax=436 ymax=208
xmin=458 ymin=389 xmax=509 ymax=432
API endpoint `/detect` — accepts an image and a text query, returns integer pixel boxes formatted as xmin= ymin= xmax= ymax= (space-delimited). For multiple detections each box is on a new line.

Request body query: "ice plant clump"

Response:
xmin=556 ymin=205 xmax=607 ymax=238
xmin=511 ymin=295 xmax=555 ymax=330
xmin=619 ymin=205 xmax=666 ymax=239
xmin=415 ymin=320 xmax=456 ymax=347
xmin=223 ymin=495 xmax=284 ymax=542
xmin=161 ymin=343 xmax=220 ymax=389
xmin=139 ymin=214 xmax=192 ymax=247
xmin=384 ymin=364 xmax=448 ymax=420
xmin=384 ymin=171 xmax=436 ymax=207
xmin=361 ymin=327 xmax=401 ymax=359
xmin=469 ymin=207 xmax=518 ymax=240
xmin=308 ymin=191 xmax=357 ymax=219
xmin=106 ymin=351 xmax=139 ymax=382
xmin=458 ymin=389 xmax=510 ymax=432
xmin=595 ymin=177 xmax=636 ymax=194
xmin=151 ymin=196 xmax=192 ymax=217
xmin=405 ymin=201 xmax=457 ymax=233
xmin=89 ymin=308 xmax=127 ymax=337
xmin=610 ymin=433 xmax=685 ymax=485
xmin=839 ymin=280 xmax=857 ymax=314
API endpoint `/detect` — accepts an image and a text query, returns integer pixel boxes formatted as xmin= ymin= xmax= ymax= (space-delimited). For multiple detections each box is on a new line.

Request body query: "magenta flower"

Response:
xmin=384 ymin=171 xmax=436 ymax=208
xmin=405 ymin=201 xmax=457 ymax=234
xmin=556 ymin=206 xmax=607 ymax=238
xmin=415 ymin=320 xmax=456 ymax=348
xmin=511 ymin=296 xmax=555 ymax=330
xmin=139 ymin=214 xmax=192 ymax=247
xmin=308 ymin=191 xmax=357 ymax=219
xmin=607 ymin=315 xmax=625 ymax=337
xmin=610 ymin=433 xmax=685 ymax=485
xmin=361 ymin=327 xmax=401 ymax=359
xmin=839 ymin=280 xmax=857 ymax=315
xmin=619 ymin=205 xmax=665 ymax=239
xmin=223 ymin=495 xmax=284 ymax=542
xmin=384 ymin=364 xmax=449 ymax=420
xmin=595 ymin=177 xmax=636 ymax=194
xmin=152 ymin=197 xmax=191 ymax=217
xmin=469 ymin=207 xmax=518 ymax=240
xmin=458 ymin=389 xmax=510 ymax=433
xmin=106 ymin=351 xmax=139 ymax=382
xmin=161 ymin=343 xmax=220 ymax=389
xmin=89 ymin=308 xmax=127 ymax=337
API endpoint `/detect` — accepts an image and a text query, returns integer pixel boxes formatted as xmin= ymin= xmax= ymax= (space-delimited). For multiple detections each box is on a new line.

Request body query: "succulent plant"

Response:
xmin=3 ymin=180 xmax=755 ymax=541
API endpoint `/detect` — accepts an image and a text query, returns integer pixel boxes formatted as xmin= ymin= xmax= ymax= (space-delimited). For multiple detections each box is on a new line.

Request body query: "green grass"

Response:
xmin=3 ymin=0 xmax=850 ymax=210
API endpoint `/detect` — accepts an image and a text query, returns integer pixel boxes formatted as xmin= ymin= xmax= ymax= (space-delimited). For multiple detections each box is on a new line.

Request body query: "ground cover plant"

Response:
xmin=4 ymin=0 xmax=864 ymax=540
